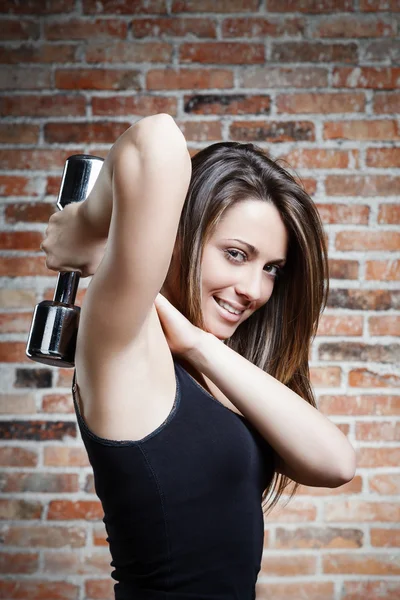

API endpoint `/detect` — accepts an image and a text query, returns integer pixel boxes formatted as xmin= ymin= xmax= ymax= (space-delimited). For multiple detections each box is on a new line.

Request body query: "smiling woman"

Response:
xmin=55 ymin=119 xmax=343 ymax=600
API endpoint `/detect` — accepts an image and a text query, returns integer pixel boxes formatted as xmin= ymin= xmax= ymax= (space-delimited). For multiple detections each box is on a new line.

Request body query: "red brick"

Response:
xmin=0 ymin=447 xmax=37 ymax=467
xmin=86 ymin=579 xmax=115 ymax=599
xmin=328 ymin=288 xmax=398 ymax=310
xmin=0 ymin=392 xmax=36 ymax=412
xmin=0 ymin=94 xmax=86 ymax=117
xmin=0 ymin=19 xmax=39 ymax=40
xmin=48 ymin=500 xmax=103 ymax=520
xmin=0 ymin=123 xmax=39 ymax=144
xmin=317 ymin=314 xmax=363 ymax=336
xmin=42 ymin=392 xmax=75 ymax=414
xmin=92 ymin=94 xmax=177 ymax=116
xmin=326 ymin=259 xmax=359 ymax=280
xmin=55 ymin=68 xmax=141 ymax=90
xmin=336 ymin=231 xmax=400 ymax=251
xmin=259 ymin=554 xmax=316 ymax=576
xmin=364 ymin=39 xmax=400 ymax=62
xmin=1 ymin=472 xmax=79 ymax=493
xmin=343 ymin=581 xmax=400 ymax=600
xmin=175 ymin=120 xmax=222 ymax=141
xmin=147 ymin=68 xmax=233 ymax=90
xmin=319 ymin=341 xmax=398 ymax=363
xmin=44 ymin=446 xmax=90 ymax=467
xmin=44 ymin=121 xmax=130 ymax=144
xmin=0 ymin=499 xmax=42 ymax=519
xmin=279 ymin=149 xmax=359 ymax=169
xmin=0 ymin=580 xmax=79 ymax=599
xmin=314 ymin=15 xmax=396 ymax=37
xmin=349 ymin=368 xmax=400 ymax=388
xmin=333 ymin=67 xmax=400 ymax=89
xmin=309 ymin=366 xmax=341 ymax=387
xmin=180 ymin=42 xmax=264 ymax=64
xmin=319 ymin=394 xmax=400 ymax=416
xmin=132 ymin=16 xmax=216 ymax=38
xmin=0 ymin=338 xmax=41 ymax=360
xmin=2 ymin=525 xmax=86 ymax=548
xmin=83 ymin=0 xmax=166 ymax=13
xmin=0 ymin=552 xmax=38 ymax=574
xmin=0 ymin=66 xmax=51 ymax=90
xmin=356 ymin=420 xmax=400 ymax=441
xmin=360 ymin=0 xmax=400 ymax=10
xmin=369 ymin=473 xmax=400 ymax=494
xmin=367 ymin=148 xmax=400 ymax=167
xmin=324 ymin=552 xmax=400 ymax=575
xmin=325 ymin=175 xmax=400 ymax=196
xmin=183 ymin=93 xmax=271 ymax=115
xmin=0 ymin=0 xmax=74 ymax=12
xmin=272 ymin=41 xmax=358 ymax=63
xmin=357 ymin=447 xmax=400 ymax=467
xmin=265 ymin=499 xmax=317 ymax=523
xmin=369 ymin=314 xmax=400 ymax=335
xmin=325 ymin=500 xmax=400 ymax=522
xmin=379 ymin=204 xmax=400 ymax=225
xmin=373 ymin=92 xmax=400 ymax=113
xmin=5 ymin=202 xmax=54 ymax=224
xmin=317 ymin=203 xmax=368 ymax=224
xmin=275 ymin=526 xmax=363 ymax=549
xmin=256 ymin=582 xmax=335 ymax=600
xmin=43 ymin=550 xmax=112 ymax=575
xmin=0 ymin=231 xmax=43 ymax=251
xmin=172 ymin=0 xmax=259 ymax=11
xmin=0 ymin=149 xmax=81 ymax=170
xmin=276 ymin=92 xmax=365 ymax=113
xmin=324 ymin=119 xmax=400 ymax=141
xmin=221 ymin=16 xmax=305 ymax=37
xmin=0 ymin=43 xmax=78 ymax=63
xmin=371 ymin=528 xmax=400 ymax=547
xmin=230 ymin=120 xmax=315 ymax=142
xmin=242 ymin=66 xmax=328 ymax=88
xmin=86 ymin=41 xmax=172 ymax=63
xmin=370 ymin=258 xmax=399 ymax=282
xmin=0 ymin=176 xmax=44 ymax=197
xmin=44 ymin=18 xmax=127 ymax=40
xmin=267 ymin=0 xmax=353 ymax=9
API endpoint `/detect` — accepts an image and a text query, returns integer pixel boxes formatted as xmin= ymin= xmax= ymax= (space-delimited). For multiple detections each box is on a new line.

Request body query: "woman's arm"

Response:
xmin=187 ymin=332 xmax=357 ymax=488
xmin=78 ymin=114 xmax=186 ymax=238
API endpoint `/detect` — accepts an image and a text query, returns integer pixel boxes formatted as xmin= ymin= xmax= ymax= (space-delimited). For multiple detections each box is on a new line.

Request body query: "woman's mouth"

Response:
xmin=213 ymin=296 xmax=244 ymax=322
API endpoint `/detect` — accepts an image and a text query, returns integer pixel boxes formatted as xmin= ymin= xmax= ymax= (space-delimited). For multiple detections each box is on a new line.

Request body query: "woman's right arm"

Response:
xmin=76 ymin=113 xmax=192 ymax=353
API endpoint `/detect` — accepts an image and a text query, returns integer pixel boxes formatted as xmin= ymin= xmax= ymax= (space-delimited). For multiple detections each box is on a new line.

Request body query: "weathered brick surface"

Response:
xmin=0 ymin=1 xmax=399 ymax=597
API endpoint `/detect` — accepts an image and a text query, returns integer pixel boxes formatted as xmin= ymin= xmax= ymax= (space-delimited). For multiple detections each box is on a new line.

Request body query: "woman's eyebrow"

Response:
xmin=225 ymin=238 xmax=287 ymax=265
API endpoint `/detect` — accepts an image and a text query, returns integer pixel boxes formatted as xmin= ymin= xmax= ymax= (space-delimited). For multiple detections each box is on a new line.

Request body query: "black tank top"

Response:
xmin=72 ymin=358 xmax=275 ymax=600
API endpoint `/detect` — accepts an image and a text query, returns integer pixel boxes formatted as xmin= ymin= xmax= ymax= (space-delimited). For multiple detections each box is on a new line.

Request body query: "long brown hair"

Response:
xmin=172 ymin=141 xmax=329 ymax=514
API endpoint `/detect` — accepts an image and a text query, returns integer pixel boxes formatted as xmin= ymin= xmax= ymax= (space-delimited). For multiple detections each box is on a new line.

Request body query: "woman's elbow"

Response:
xmin=331 ymin=448 xmax=357 ymax=488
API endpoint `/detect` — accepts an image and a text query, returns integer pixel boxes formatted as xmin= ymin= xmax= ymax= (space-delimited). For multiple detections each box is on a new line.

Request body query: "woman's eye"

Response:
xmin=225 ymin=249 xmax=281 ymax=278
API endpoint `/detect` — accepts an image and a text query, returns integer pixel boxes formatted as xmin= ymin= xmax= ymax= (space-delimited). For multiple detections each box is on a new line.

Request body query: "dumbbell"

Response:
xmin=26 ymin=154 xmax=104 ymax=368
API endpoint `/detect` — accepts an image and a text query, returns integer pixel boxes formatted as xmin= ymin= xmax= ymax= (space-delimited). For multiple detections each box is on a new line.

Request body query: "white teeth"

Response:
xmin=215 ymin=297 xmax=242 ymax=315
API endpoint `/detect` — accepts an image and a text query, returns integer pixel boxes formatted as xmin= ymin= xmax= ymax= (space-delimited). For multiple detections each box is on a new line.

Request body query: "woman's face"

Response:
xmin=161 ymin=199 xmax=288 ymax=341
xmin=200 ymin=199 xmax=288 ymax=340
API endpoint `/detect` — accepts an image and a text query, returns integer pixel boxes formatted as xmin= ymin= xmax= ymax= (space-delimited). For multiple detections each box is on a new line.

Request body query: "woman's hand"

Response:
xmin=154 ymin=293 xmax=204 ymax=359
xmin=40 ymin=202 xmax=108 ymax=278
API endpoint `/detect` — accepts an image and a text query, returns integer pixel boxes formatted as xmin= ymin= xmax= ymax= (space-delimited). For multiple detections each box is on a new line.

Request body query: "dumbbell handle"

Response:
xmin=26 ymin=154 xmax=104 ymax=368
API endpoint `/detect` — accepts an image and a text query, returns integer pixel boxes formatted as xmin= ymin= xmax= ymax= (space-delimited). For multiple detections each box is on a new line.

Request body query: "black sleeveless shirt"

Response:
xmin=72 ymin=358 xmax=275 ymax=599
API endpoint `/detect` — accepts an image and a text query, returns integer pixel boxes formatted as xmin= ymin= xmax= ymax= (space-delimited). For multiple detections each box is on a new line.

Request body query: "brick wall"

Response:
xmin=0 ymin=1 xmax=399 ymax=599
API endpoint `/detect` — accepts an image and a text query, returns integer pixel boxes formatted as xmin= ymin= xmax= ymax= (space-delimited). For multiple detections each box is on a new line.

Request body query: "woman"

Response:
xmin=41 ymin=113 xmax=356 ymax=599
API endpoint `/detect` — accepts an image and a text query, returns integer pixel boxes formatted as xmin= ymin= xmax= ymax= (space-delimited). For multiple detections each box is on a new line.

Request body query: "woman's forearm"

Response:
xmin=187 ymin=331 xmax=357 ymax=488
xmin=78 ymin=114 xmax=185 ymax=239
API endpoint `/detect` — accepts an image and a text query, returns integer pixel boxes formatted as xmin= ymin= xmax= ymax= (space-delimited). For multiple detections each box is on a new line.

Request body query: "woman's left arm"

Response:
xmin=187 ymin=331 xmax=356 ymax=488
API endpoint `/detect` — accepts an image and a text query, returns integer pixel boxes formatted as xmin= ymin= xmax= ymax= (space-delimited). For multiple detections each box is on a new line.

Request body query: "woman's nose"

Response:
xmin=235 ymin=269 xmax=265 ymax=304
